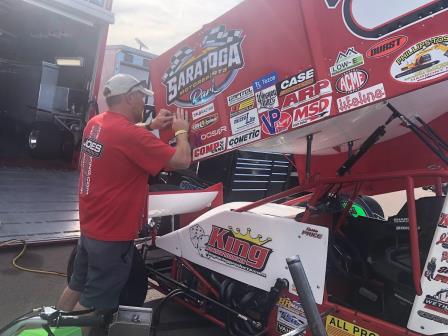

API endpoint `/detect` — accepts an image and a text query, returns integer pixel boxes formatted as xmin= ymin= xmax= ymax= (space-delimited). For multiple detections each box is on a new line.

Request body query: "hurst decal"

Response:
xmin=366 ymin=36 xmax=408 ymax=58
xmin=192 ymin=138 xmax=226 ymax=161
xmin=189 ymin=224 xmax=273 ymax=277
xmin=330 ymin=47 xmax=364 ymax=77
xmin=292 ymin=96 xmax=332 ymax=128
xmin=255 ymin=85 xmax=279 ymax=113
xmin=391 ymin=35 xmax=448 ymax=83
xmin=424 ymin=289 xmax=448 ymax=315
xmin=252 ymin=71 xmax=277 ymax=92
xmin=337 ymin=83 xmax=386 ymax=113
xmin=277 ymin=68 xmax=315 ymax=97
xmin=335 ymin=69 xmax=368 ymax=94
xmin=325 ymin=0 xmax=448 ymax=39
xmin=260 ymin=109 xmax=292 ymax=135
xmin=227 ymin=127 xmax=261 ymax=149
xmin=326 ymin=315 xmax=379 ymax=336
xmin=281 ymin=80 xmax=332 ymax=111
xmin=163 ymin=25 xmax=245 ymax=107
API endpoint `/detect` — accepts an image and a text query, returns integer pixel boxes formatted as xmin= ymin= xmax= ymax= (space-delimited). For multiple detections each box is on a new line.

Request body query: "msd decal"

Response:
xmin=281 ymin=80 xmax=332 ymax=111
xmin=330 ymin=47 xmax=364 ymax=77
xmin=324 ymin=0 xmax=448 ymax=39
xmin=189 ymin=224 xmax=273 ymax=277
xmin=337 ymin=83 xmax=386 ymax=113
xmin=192 ymin=138 xmax=226 ymax=161
xmin=366 ymin=35 xmax=408 ymax=58
xmin=292 ymin=96 xmax=332 ymax=128
xmin=162 ymin=25 xmax=245 ymax=107
xmin=335 ymin=69 xmax=368 ymax=94
xmin=261 ymin=109 xmax=292 ymax=135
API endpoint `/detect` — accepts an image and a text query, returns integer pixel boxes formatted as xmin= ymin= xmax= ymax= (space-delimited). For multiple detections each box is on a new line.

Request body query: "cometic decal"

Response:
xmin=163 ymin=25 xmax=245 ymax=107
xmin=189 ymin=224 xmax=273 ymax=277
xmin=227 ymin=127 xmax=261 ymax=150
xmin=391 ymin=35 xmax=448 ymax=83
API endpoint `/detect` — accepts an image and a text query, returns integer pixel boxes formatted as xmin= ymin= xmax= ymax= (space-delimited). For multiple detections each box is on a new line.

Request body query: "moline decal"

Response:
xmin=189 ymin=224 xmax=273 ymax=277
xmin=366 ymin=35 xmax=408 ymax=59
xmin=326 ymin=315 xmax=379 ymax=336
xmin=330 ymin=47 xmax=364 ymax=77
xmin=162 ymin=25 xmax=245 ymax=107
xmin=391 ymin=35 xmax=448 ymax=83
xmin=335 ymin=69 xmax=369 ymax=94
xmin=324 ymin=0 xmax=448 ymax=40
xmin=337 ymin=83 xmax=386 ymax=113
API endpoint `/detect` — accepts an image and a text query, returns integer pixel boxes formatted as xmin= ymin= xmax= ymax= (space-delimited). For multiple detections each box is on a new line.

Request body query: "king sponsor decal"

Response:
xmin=261 ymin=109 xmax=292 ymax=135
xmin=330 ymin=47 xmax=364 ymax=77
xmin=336 ymin=69 xmax=368 ymax=94
xmin=277 ymin=68 xmax=315 ymax=97
xmin=163 ymin=25 xmax=245 ymax=107
xmin=366 ymin=35 xmax=408 ymax=58
xmin=255 ymin=85 xmax=279 ymax=113
xmin=192 ymin=103 xmax=214 ymax=121
xmin=192 ymin=138 xmax=226 ymax=161
xmin=227 ymin=127 xmax=261 ymax=149
xmin=190 ymin=224 xmax=273 ymax=277
xmin=337 ymin=83 xmax=386 ymax=113
xmin=191 ymin=113 xmax=218 ymax=132
xmin=326 ymin=315 xmax=379 ymax=336
xmin=292 ymin=96 xmax=332 ymax=128
xmin=391 ymin=35 xmax=448 ymax=83
xmin=281 ymin=80 xmax=332 ymax=111
xmin=230 ymin=108 xmax=259 ymax=134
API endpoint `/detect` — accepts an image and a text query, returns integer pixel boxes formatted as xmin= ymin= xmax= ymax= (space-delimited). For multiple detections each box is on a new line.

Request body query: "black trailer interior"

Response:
xmin=0 ymin=0 xmax=102 ymax=166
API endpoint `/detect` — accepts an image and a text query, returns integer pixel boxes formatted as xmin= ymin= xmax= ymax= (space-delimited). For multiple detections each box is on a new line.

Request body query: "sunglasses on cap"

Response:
xmin=126 ymin=80 xmax=148 ymax=94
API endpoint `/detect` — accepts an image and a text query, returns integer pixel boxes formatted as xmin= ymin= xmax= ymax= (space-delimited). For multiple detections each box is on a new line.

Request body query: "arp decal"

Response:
xmin=326 ymin=315 xmax=379 ymax=336
xmin=252 ymin=71 xmax=277 ymax=92
xmin=260 ymin=109 xmax=292 ymax=135
xmin=189 ymin=224 xmax=273 ymax=277
xmin=227 ymin=127 xmax=261 ymax=150
xmin=281 ymin=80 xmax=332 ymax=111
xmin=200 ymin=126 xmax=227 ymax=141
xmin=391 ymin=35 xmax=448 ymax=83
xmin=330 ymin=47 xmax=364 ymax=77
xmin=424 ymin=289 xmax=448 ymax=315
xmin=191 ymin=113 xmax=219 ymax=132
xmin=163 ymin=25 xmax=245 ymax=107
xmin=255 ymin=85 xmax=279 ymax=113
xmin=230 ymin=108 xmax=260 ymax=134
xmin=337 ymin=83 xmax=386 ymax=113
xmin=192 ymin=138 xmax=226 ymax=161
xmin=276 ymin=68 xmax=315 ymax=97
xmin=366 ymin=35 xmax=408 ymax=58
xmin=292 ymin=96 xmax=332 ymax=129
xmin=335 ymin=69 xmax=368 ymax=94
xmin=227 ymin=86 xmax=254 ymax=107
xmin=192 ymin=103 xmax=215 ymax=121
xmin=325 ymin=0 xmax=448 ymax=39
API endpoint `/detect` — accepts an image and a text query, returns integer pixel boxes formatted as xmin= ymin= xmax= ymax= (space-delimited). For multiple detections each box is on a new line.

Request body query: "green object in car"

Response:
xmin=18 ymin=327 xmax=82 ymax=336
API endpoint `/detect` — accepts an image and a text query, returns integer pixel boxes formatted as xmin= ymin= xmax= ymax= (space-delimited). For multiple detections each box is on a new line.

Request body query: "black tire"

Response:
xmin=28 ymin=122 xmax=63 ymax=159
xmin=67 ymin=245 xmax=148 ymax=307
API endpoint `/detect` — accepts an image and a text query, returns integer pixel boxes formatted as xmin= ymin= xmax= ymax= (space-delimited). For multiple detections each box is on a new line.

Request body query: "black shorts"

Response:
xmin=69 ymin=235 xmax=134 ymax=310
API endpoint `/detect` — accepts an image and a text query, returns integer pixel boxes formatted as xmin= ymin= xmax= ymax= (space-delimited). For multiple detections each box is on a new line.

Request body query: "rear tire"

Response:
xmin=28 ymin=122 xmax=63 ymax=159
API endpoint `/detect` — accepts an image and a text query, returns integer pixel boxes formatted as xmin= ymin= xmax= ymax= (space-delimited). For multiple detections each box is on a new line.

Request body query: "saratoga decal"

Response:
xmin=292 ymin=96 xmax=332 ymax=128
xmin=230 ymin=108 xmax=260 ymax=134
xmin=260 ymin=109 xmax=292 ymax=135
xmin=192 ymin=138 xmax=226 ymax=161
xmin=366 ymin=35 xmax=408 ymax=58
xmin=337 ymin=83 xmax=386 ymax=113
xmin=162 ymin=25 xmax=245 ymax=107
xmin=277 ymin=68 xmax=315 ymax=97
xmin=200 ymin=126 xmax=227 ymax=141
xmin=326 ymin=315 xmax=379 ymax=336
xmin=255 ymin=85 xmax=279 ymax=113
xmin=191 ymin=113 xmax=218 ymax=132
xmin=391 ymin=35 xmax=448 ymax=83
xmin=252 ymin=71 xmax=277 ymax=92
xmin=325 ymin=0 xmax=448 ymax=39
xmin=281 ymin=80 xmax=332 ymax=111
xmin=189 ymin=224 xmax=273 ymax=277
xmin=192 ymin=103 xmax=215 ymax=121
xmin=227 ymin=127 xmax=261 ymax=149
xmin=229 ymin=97 xmax=255 ymax=117
xmin=227 ymin=86 xmax=254 ymax=107
xmin=336 ymin=69 xmax=368 ymax=94
xmin=330 ymin=47 xmax=364 ymax=77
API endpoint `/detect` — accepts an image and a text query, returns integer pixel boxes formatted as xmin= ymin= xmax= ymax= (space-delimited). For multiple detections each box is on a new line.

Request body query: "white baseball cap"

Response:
xmin=103 ymin=74 xmax=153 ymax=98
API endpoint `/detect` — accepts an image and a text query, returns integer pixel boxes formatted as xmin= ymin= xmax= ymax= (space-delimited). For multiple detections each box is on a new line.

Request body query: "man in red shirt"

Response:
xmin=56 ymin=74 xmax=191 ymax=328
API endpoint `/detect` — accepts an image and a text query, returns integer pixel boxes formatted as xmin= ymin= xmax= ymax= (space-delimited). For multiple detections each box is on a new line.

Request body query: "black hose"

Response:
xmin=152 ymin=289 xmax=185 ymax=328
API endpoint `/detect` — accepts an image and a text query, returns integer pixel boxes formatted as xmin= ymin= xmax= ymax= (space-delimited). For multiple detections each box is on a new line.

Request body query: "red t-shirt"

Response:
xmin=78 ymin=112 xmax=176 ymax=241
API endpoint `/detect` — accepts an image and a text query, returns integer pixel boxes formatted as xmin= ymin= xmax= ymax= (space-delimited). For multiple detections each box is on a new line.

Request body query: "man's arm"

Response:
xmin=166 ymin=108 xmax=191 ymax=169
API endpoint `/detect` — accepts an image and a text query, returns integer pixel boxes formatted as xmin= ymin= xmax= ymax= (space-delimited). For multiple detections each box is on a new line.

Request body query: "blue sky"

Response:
xmin=107 ymin=0 xmax=243 ymax=55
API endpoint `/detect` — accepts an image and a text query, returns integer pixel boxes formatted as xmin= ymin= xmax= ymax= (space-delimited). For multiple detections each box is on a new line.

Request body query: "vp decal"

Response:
xmin=325 ymin=0 xmax=448 ymax=39
xmin=261 ymin=109 xmax=292 ymax=135
xmin=163 ymin=25 xmax=245 ymax=107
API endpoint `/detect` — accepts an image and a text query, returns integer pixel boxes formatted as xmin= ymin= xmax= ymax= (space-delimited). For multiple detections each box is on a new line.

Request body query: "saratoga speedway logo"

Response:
xmin=162 ymin=25 xmax=245 ymax=107
xmin=189 ymin=224 xmax=273 ymax=277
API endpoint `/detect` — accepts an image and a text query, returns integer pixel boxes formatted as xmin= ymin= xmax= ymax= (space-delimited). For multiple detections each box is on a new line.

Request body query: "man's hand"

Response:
xmin=150 ymin=109 xmax=174 ymax=130
xmin=172 ymin=108 xmax=189 ymax=133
